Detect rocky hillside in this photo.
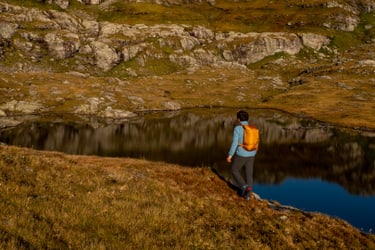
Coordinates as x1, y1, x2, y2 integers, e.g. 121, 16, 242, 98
1, 0, 373, 73
0, 0, 375, 128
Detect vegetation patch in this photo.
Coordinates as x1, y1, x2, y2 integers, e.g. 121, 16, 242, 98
358, 12, 375, 42
330, 31, 363, 51
98, 2, 211, 27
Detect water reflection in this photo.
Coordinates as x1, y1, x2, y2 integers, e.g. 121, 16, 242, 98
1, 109, 374, 195
1, 108, 375, 231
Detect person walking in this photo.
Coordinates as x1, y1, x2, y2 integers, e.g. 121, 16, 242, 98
226, 110, 258, 200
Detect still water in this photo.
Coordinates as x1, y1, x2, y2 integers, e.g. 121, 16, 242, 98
1, 108, 375, 232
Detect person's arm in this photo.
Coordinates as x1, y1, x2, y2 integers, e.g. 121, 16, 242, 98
227, 126, 240, 162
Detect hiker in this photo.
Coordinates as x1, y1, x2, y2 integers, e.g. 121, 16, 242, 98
226, 110, 258, 200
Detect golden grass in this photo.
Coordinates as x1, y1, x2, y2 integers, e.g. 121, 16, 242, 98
260, 59, 375, 130
1, 57, 375, 129
88, 0, 345, 33
0, 67, 261, 112
1, 145, 375, 249
0, 0, 338, 35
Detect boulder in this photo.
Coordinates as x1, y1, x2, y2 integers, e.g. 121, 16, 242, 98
99, 22, 125, 38
190, 26, 215, 42
0, 118, 22, 128
44, 32, 80, 59
77, 0, 102, 4
162, 101, 181, 110
169, 54, 197, 67
98, 107, 136, 118
180, 36, 200, 51
91, 41, 121, 71
43, 10, 81, 33
0, 100, 43, 114
0, 22, 18, 39
227, 33, 303, 65
299, 33, 330, 50
333, 14, 360, 31
128, 96, 145, 108
81, 20, 100, 37
122, 44, 145, 62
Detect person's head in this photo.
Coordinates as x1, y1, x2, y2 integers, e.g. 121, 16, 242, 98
237, 110, 249, 122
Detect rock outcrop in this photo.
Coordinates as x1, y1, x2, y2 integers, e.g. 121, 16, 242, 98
0, 1, 338, 74
1, 0, 373, 75
0, 100, 43, 114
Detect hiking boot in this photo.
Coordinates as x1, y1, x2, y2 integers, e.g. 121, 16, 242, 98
239, 185, 248, 197
245, 186, 252, 201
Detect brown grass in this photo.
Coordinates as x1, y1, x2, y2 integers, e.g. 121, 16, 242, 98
1, 145, 374, 249
260, 56, 375, 130
2, 59, 375, 130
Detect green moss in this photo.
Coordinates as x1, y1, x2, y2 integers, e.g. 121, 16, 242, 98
105, 61, 137, 79
361, 12, 375, 26
358, 12, 375, 41
247, 52, 288, 70
296, 47, 323, 60
4, 0, 59, 10
143, 58, 180, 76
94, 0, 336, 33
104, 56, 179, 78
97, 2, 209, 26
330, 31, 363, 51
1, 49, 22, 68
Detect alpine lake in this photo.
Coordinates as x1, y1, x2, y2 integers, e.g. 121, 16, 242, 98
1, 108, 374, 233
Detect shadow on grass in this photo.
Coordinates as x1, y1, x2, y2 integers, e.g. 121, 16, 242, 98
210, 167, 242, 196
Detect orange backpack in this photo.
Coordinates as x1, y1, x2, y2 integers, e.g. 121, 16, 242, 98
239, 125, 259, 151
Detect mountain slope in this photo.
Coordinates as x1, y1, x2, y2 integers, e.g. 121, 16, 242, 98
0, 0, 374, 128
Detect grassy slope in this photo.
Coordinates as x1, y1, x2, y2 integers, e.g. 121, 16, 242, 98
93, 0, 346, 33
1, 64, 374, 129
256, 43, 375, 129
1, 145, 375, 249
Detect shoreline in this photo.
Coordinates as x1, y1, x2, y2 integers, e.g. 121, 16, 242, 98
2, 106, 375, 133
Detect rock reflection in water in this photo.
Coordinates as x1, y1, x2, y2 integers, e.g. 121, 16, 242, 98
1, 109, 375, 196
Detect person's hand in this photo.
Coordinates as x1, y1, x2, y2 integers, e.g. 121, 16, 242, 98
226, 155, 232, 163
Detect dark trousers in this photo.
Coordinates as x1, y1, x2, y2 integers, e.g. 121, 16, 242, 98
231, 155, 255, 188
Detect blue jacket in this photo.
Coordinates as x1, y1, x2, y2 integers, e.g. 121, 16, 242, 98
228, 121, 257, 157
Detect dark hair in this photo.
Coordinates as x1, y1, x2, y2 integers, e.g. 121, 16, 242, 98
237, 110, 249, 121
